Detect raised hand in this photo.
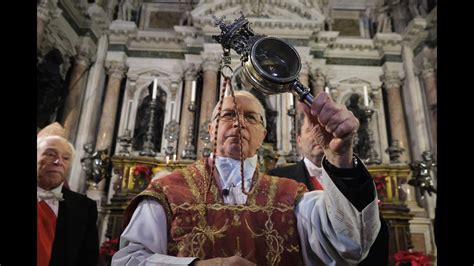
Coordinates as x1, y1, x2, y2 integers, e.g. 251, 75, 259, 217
300, 92, 359, 168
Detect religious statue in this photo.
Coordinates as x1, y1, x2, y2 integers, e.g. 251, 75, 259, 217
375, 5, 393, 33
118, 0, 135, 21
409, 150, 437, 197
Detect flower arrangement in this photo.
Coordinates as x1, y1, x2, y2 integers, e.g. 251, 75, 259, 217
394, 249, 431, 266
99, 238, 119, 265
133, 164, 153, 190
373, 175, 387, 204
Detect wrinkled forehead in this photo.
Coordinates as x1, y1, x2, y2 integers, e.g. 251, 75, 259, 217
38, 138, 73, 155
221, 95, 260, 113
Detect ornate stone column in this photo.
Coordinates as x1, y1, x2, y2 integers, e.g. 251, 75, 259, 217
37, 0, 61, 50
68, 34, 109, 194
311, 68, 326, 96
421, 58, 437, 154
95, 61, 128, 152
197, 53, 220, 158
178, 64, 198, 159
61, 36, 97, 143
382, 71, 411, 163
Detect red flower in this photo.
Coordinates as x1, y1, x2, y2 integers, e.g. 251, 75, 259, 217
373, 175, 387, 203
99, 238, 119, 258
133, 164, 152, 177
394, 250, 431, 266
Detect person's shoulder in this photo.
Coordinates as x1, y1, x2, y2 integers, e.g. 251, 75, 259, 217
63, 188, 96, 205
267, 162, 300, 176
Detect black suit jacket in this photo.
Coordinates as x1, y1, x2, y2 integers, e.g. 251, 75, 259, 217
49, 187, 99, 266
268, 160, 389, 266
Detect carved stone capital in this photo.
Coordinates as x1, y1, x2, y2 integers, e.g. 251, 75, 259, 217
312, 68, 326, 86
201, 53, 221, 72
105, 61, 128, 79
184, 63, 199, 80
421, 58, 435, 79
382, 71, 402, 89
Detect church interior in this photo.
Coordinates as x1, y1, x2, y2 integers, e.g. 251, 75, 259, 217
37, 0, 437, 264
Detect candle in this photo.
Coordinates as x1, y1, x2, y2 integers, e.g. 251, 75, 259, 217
152, 78, 158, 100
363, 86, 369, 106
173, 154, 177, 162
191, 80, 196, 102
166, 155, 170, 165
287, 93, 294, 109
325, 86, 330, 94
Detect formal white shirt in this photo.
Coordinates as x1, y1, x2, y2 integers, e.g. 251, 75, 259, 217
37, 182, 64, 217
304, 157, 324, 184
112, 157, 380, 266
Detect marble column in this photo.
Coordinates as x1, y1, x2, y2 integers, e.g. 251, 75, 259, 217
382, 71, 411, 163
68, 35, 109, 194
421, 58, 437, 154
178, 64, 198, 159
61, 36, 97, 143
311, 68, 326, 96
95, 61, 128, 152
37, 0, 60, 50
197, 53, 220, 158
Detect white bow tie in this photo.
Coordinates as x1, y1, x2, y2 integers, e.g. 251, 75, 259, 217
37, 191, 64, 201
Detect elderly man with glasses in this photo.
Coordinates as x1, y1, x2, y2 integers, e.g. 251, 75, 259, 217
113, 90, 381, 266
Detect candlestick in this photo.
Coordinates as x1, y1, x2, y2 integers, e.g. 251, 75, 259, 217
191, 80, 196, 102
152, 78, 158, 100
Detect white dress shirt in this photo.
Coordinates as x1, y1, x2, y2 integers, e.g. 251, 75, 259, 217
112, 158, 380, 266
37, 182, 64, 217
304, 157, 324, 184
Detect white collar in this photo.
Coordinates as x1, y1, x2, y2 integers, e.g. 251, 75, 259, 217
214, 154, 258, 192
303, 157, 323, 178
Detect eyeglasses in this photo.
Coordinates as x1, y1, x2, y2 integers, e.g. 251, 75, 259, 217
214, 110, 264, 125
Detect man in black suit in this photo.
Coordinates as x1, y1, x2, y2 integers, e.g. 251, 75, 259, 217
268, 108, 390, 266
37, 123, 99, 266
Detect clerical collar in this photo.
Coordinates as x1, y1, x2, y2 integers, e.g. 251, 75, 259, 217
214, 154, 258, 192
303, 157, 323, 177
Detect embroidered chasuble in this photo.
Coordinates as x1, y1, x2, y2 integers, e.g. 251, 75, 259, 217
124, 159, 308, 266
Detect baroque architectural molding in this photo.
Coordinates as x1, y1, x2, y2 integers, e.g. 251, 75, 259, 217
373, 33, 403, 54
402, 18, 428, 50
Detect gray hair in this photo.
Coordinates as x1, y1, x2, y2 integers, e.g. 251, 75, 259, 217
37, 135, 76, 160
211, 90, 267, 127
